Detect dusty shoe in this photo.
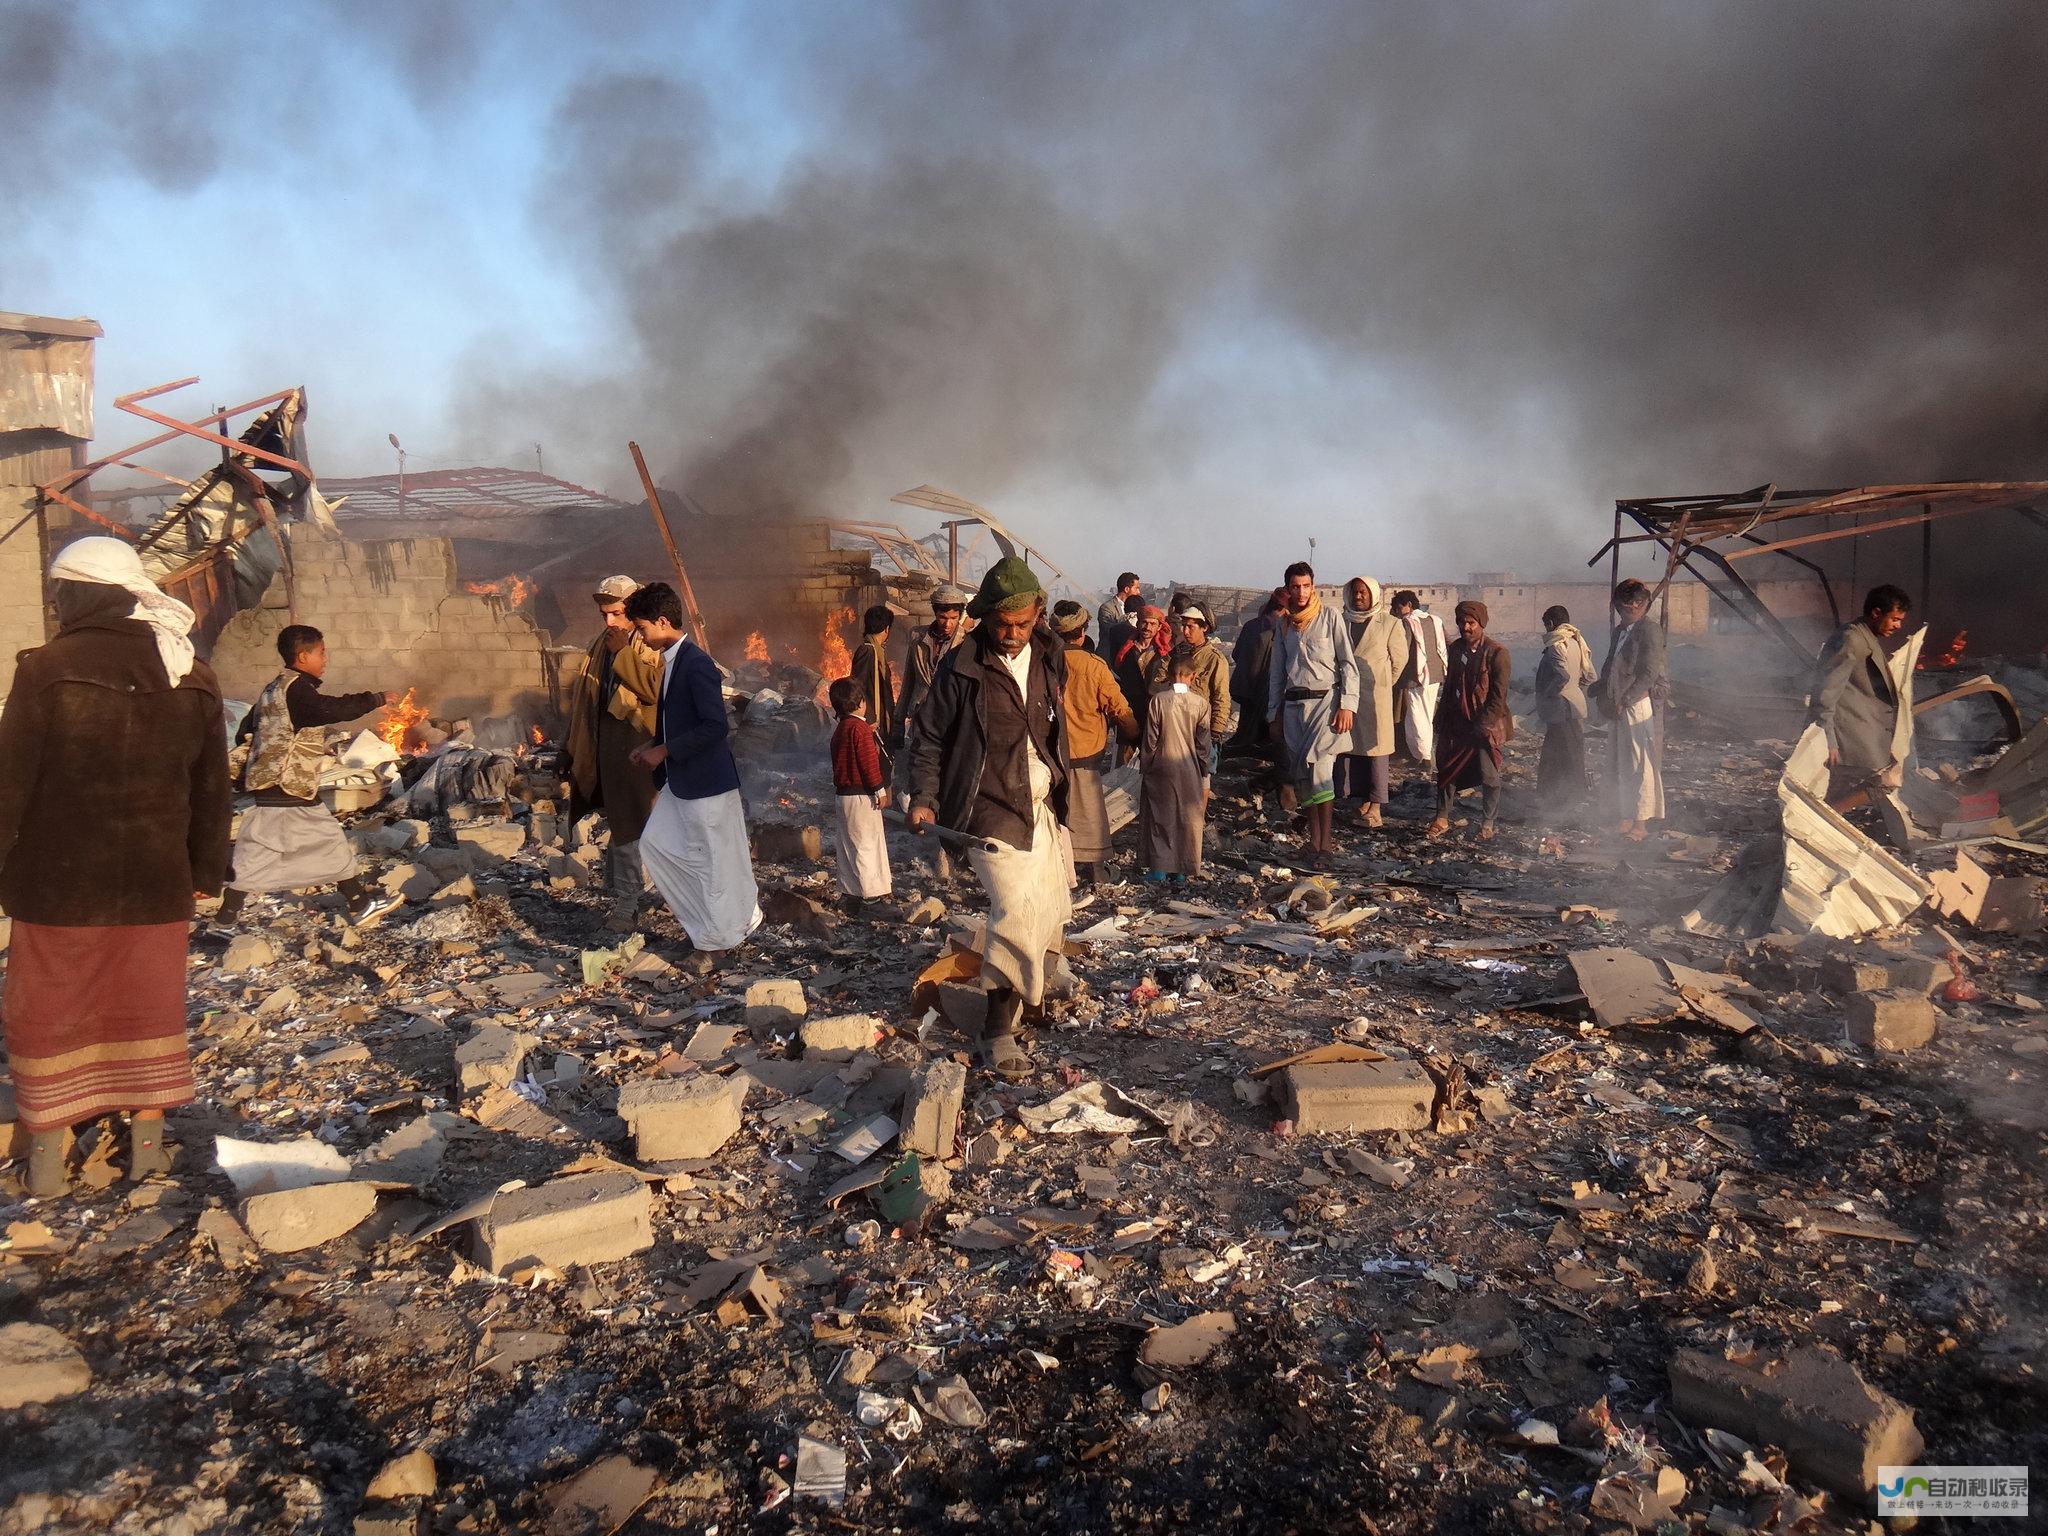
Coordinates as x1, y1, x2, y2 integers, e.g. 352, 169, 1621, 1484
129, 1119, 171, 1180
1473, 823, 1497, 843
1364, 803, 1383, 829
1423, 817, 1451, 839
603, 896, 639, 934
977, 1031, 1034, 1082
26, 1131, 68, 1199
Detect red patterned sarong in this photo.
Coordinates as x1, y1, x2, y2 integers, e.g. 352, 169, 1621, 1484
2, 920, 194, 1133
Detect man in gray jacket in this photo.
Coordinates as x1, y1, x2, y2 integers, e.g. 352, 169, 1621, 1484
1535, 604, 1598, 810
1266, 562, 1358, 868
1810, 584, 1914, 812
1596, 580, 1668, 840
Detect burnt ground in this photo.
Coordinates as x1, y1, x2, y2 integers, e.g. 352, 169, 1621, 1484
2, 710, 2045, 1535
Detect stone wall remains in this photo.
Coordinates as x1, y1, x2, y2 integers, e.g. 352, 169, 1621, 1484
210, 527, 555, 723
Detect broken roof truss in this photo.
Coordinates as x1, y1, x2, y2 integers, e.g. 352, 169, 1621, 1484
1593, 481, 2048, 669
30, 377, 333, 651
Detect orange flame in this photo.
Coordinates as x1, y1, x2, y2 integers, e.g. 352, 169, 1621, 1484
1917, 629, 1967, 669
379, 688, 428, 754
530, 726, 545, 746
745, 631, 771, 664
819, 608, 855, 680
465, 575, 534, 607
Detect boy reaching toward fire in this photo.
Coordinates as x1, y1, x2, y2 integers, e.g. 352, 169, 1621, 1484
213, 624, 404, 932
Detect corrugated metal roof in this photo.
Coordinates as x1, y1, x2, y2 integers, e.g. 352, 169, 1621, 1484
0, 332, 96, 439
322, 466, 626, 518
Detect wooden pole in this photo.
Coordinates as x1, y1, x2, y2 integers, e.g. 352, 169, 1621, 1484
627, 441, 709, 650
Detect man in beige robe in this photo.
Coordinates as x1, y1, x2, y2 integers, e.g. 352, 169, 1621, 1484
1335, 577, 1411, 828
565, 575, 664, 930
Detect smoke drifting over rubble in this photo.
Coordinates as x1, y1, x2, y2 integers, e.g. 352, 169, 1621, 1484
9, 2, 2046, 579
487, 0, 2048, 572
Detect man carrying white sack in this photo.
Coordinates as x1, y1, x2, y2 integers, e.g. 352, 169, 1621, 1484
908, 557, 1072, 1081
216, 622, 404, 931
625, 582, 761, 957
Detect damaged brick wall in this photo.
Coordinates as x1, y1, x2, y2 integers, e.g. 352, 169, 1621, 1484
209, 527, 555, 722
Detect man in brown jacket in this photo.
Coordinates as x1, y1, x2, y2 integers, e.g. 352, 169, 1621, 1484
0, 537, 231, 1195
1052, 600, 1138, 883
566, 575, 663, 931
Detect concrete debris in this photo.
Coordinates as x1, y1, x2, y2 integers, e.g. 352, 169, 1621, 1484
0, 1322, 91, 1409
798, 1013, 880, 1061
454, 1023, 537, 1096
754, 823, 823, 864
241, 1180, 378, 1253
363, 1448, 437, 1500
217, 933, 277, 975
1844, 989, 1937, 1052
1139, 1311, 1237, 1368
472, 1172, 654, 1273
744, 978, 808, 1032
1670, 1346, 1922, 1496
617, 1075, 741, 1161
1280, 1057, 1435, 1133
899, 1059, 966, 1157
7, 678, 2042, 1531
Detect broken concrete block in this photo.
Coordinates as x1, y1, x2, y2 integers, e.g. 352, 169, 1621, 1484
428, 875, 478, 909
800, 1014, 881, 1062
544, 851, 598, 888
754, 822, 823, 863
1280, 1057, 1435, 1133
901, 1059, 967, 1158
364, 1448, 437, 1500
1670, 1347, 1921, 1497
353, 1510, 420, 1536
454, 821, 526, 862
935, 981, 987, 1036
744, 978, 807, 1033
379, 862, 443, 901
473, 1171, 654, 1273
1887, 954, 1944, 994
1844, 989, 1936, 1052
905, 896, 946, 926
617, 1075, 741, 1161
218, 933, 277, 975
0, 1322, 91, 1409
1819, 954, 1892, 994
358, 819, 427, 856
454, 1024, 537, 1096
241, 1180, 378, 1254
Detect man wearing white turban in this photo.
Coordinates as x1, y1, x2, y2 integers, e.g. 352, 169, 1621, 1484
0, 536, 231, 1195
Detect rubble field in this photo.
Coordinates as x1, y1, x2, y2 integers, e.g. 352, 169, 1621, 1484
2, 712, 2044, 1536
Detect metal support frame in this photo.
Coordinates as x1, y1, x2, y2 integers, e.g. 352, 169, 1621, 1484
1593, 481, 2048, 671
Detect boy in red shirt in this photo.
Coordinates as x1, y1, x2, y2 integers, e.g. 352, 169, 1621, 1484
828, 677, 893, 908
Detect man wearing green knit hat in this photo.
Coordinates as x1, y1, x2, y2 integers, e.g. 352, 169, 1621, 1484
908, 557, 1073, 1080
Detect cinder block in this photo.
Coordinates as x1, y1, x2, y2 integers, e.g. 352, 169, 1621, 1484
744, 979, 807, 1032
617, 1074, 741, 1161
901, 1059, 967, 1157
1670, 1347, 1921, 1496
472, 1171, 653, 1273
799, 1014, 880, 1062
1280, 1058, 1435, 1133
1844, 989, 1936, 1052
454, 1024, 536, 1096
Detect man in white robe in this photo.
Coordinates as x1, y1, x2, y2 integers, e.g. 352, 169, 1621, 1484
626, 583, 761, 954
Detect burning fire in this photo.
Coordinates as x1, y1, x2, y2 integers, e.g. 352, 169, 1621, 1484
1917, 629, 1968, 669
465, 575, 534, 607
820, 607, 855, 680
379, 688, 429, 754
530, 726, 545, 747
745, 631, 771, 664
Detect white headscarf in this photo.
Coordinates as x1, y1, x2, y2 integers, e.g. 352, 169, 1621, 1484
48, 536, 198, 686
